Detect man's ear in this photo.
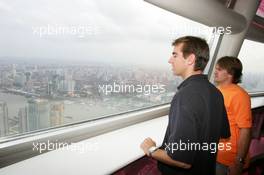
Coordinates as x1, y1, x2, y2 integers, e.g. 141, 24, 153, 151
227, 73, 233, 81
187, 53, 196, 65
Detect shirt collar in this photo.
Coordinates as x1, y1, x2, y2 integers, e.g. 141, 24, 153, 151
177, 74, 208, 90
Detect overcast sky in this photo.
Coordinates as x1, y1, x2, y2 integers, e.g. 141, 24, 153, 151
0, 0, 211, 67
0, 0, 263, 73
238, 39, 264, 74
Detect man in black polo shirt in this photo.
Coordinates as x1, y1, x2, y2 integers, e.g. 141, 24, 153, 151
140, 36, 230, 175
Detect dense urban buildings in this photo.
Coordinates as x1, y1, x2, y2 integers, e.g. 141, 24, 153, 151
0, 59, 178, 137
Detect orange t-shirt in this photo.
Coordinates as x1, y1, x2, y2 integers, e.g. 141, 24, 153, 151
217, 84, 252, 166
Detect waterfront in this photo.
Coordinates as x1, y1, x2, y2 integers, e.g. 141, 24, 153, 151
0, 91, 173, 137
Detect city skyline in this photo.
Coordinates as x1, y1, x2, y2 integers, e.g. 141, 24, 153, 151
0, 61, 178, 138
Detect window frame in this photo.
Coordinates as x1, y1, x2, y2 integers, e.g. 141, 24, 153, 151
0, 27, 222, 168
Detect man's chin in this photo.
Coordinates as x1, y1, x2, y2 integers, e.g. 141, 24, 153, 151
214, 80, 220, 85
171, 70, 181, 76
214, 77, 218, 82
173, 72, 179, 76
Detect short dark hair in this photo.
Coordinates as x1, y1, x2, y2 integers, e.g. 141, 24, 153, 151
172, 36, 209, 71
216, 56, 243, 84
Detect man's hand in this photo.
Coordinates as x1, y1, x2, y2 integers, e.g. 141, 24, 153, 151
140, 137, 156, 156
140, 137, 191, 169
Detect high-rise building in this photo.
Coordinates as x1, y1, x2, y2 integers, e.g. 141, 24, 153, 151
14, 73, 26, 87
0, 101, 9, 137
47, 81, 53, 96
58, 80, 75, 95
27, 99, 50, 131
0, 71, 3, 87
50, 102, 64, 126
18, 107, 28, 133
11, 64, 16, 79
25, 72, 31, 82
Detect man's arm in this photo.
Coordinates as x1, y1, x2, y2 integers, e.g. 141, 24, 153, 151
229, 128, 251, 175
151, 149, 191, 169
140, 138, 191, 169
229, 93, 252, 175
237, 128, 251, 161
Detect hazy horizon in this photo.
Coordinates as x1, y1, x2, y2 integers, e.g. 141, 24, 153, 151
0, 0, 211, 68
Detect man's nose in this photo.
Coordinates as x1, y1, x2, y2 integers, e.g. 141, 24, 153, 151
168, 56, 173, 64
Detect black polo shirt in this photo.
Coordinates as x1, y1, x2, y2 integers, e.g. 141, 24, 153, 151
158, 74, 230, 175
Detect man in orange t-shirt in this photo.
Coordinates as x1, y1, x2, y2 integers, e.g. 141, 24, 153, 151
214, 56, 252, 175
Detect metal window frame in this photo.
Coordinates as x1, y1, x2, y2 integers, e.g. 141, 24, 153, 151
0, 23, 221, 168
0, 104, 169, 168
1, 0, 264, 168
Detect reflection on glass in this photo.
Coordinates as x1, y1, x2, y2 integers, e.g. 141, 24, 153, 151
0, 0, 212, 138
238, 40, 264, 92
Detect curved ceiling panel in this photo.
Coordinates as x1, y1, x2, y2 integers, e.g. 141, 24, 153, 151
144, 0, 247, 34
246, 0, 264, 43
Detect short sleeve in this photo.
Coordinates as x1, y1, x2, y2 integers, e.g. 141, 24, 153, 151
232, 93, 252, 128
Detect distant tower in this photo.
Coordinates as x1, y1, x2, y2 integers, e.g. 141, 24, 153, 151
64, 70, 73, 81
47, 81, 53, 96
11, 64, 16, 79
59, 80, 75, 96
50, 102, 64, 126
0, 71, 3, 87
14, 73, 26, 87
52, 74, 60, 93
27, 99, 50, 131
33, 65, 38, 72
25, 72, 31, 82
18, 107, 28, 133
0, 101, 9, 137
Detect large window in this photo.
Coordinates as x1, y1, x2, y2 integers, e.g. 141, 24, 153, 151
0, 0, 216, 138
238, 39, 264, 92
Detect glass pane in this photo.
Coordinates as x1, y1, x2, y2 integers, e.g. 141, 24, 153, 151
0, 0, 214, 138
238, 39, 264, 92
